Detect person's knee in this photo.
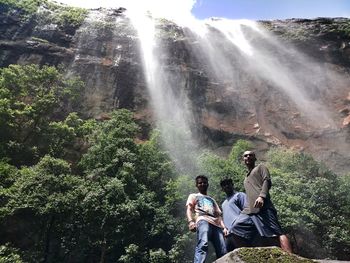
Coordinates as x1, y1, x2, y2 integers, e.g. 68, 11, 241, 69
279, 234, 292, 253
197, 240, 208, 252
210, 227, 226, 256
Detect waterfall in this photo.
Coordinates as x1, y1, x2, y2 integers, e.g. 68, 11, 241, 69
61, 5, 349, 174
127, 10, 200, 173
186, 18, 338, 128
122, 8, 349, 173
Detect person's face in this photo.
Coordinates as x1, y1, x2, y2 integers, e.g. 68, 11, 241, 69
243, 151, 256, 166
196, 178, 208, 193
221, 182, 234, 196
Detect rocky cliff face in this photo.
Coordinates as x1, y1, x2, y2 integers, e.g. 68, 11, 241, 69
1, 4, 349, 174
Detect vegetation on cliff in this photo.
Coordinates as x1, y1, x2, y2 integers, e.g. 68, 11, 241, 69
1, 0, 43, 15
0, 0, 88, 27
261, 18, 350, 42
0, 64, 349, 262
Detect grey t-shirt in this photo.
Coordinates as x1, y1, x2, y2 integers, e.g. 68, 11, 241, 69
242, 164, 272, 214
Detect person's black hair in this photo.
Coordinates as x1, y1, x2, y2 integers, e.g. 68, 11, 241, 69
195, 175, 208, 183
220, 178, 233, 187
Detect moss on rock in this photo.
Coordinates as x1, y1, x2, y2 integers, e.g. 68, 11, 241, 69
214, 247, 316, 263
238, 247, 314, 263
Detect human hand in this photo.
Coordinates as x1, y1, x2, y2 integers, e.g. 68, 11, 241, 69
254, 196, 264, 208
188, 221, 196, 232
223, 227, 229, 236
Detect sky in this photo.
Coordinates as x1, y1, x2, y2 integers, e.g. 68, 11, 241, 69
56, 0, 350, 20
192, 0, 350, 20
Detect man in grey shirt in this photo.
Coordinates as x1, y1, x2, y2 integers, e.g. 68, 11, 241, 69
232, 150, 292, 253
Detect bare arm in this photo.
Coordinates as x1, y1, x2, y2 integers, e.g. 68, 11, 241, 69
186, 204, 196, 232
186, 204, 194, 222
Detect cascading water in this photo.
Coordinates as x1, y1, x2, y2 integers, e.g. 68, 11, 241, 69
188, 18, 338, 128
127, 10, 200, 173
124, 10, 348, 172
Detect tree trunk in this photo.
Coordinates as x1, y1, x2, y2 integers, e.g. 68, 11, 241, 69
42, 215, 55, 263
99, 234, 107, 263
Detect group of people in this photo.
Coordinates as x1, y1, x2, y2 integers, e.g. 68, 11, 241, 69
186, 150, 292, 263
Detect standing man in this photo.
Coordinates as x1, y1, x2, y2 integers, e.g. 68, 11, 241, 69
232, 150, 292, 253
186, 175, 227, 263
220, 178, 246, 252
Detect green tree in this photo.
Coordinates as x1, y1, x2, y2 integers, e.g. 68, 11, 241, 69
268, 147, 350, 259
0, 156, 85, 262
0, 64, 84, 166
138, 130, 176, 200
78, 110, 181, 262
0, 244, 24, 263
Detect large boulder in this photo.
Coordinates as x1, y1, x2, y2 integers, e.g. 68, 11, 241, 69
213, 247, 315, 263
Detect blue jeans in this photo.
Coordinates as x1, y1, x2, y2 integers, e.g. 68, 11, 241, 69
194, 220, 227, 263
